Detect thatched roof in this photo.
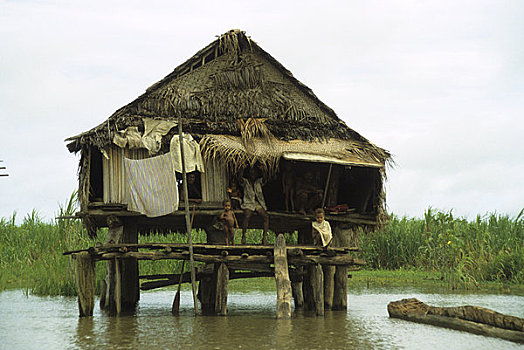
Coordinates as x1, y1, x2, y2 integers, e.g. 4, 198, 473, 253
66, 29, 390, 167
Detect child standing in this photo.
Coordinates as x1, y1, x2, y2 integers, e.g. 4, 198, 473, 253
311, 208, 332, 247
220, 199, 239, 245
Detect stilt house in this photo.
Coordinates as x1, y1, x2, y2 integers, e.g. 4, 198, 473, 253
66, 29, 390, 239
65, 29, 391, 316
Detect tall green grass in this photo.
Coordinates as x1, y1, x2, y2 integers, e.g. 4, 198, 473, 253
360, 208, 524, 288
0, 193, 292, 296
2, 196, 522, 295
0, 193, 96, 295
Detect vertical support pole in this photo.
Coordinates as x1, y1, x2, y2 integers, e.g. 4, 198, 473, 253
177, 115, 199, 315
323, 265, 335, 310
333, 266, 348, 310
310, 264, 324, 316
274, 234, 292, 319
332, 224, 350, 310
76, 251, 95, 317
291, 266, 304, 309
121, 217, 139, 311
214, 263, 229, 316
321, 163, 333, 209
115, 258, 122, 315
198, 264, 217, 314
101, 215, 123, 313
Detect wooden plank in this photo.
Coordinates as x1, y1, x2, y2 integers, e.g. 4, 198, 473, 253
274, 234, 292, 319
64, 243, 357, 256
96, 251, 362, 266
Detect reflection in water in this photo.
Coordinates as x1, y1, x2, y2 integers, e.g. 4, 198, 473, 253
1, 289, 523, 350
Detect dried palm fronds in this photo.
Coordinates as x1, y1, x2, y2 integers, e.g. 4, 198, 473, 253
237, 118, 274, 149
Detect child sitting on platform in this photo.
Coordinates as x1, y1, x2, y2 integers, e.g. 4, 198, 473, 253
312, 208, 332, 247
220, 199, 239, 245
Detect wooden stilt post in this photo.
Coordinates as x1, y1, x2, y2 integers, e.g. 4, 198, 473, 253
274, 234, 292, 319
311, 264, 324, 316
121, 218, 139, 311
177, 114, 199, 315
291, 266, 304, 309
215, 263, 229, 316
323, 265, 335, 310
115, 258, 122, 315
332, 224, 350, 310
76, 251, 95, 317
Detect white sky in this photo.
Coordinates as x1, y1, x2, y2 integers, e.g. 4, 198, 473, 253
1, 0, 523, 222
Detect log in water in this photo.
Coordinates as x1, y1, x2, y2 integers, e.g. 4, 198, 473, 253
388, 298, 524, 344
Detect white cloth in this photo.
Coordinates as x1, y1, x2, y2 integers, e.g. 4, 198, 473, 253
113, 126, 142, 149
124, 152, 178, 217
312, 220, 332, 247
113, 119, 177, 154
170, 133, 205, 173
142, 118, 177, 155
240, 177, 267, 211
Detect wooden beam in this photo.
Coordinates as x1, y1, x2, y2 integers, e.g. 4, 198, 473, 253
96, 251, 363, 267
140, 270, 275, 290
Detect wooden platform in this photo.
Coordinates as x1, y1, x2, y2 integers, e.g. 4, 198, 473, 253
65, 239, 365, 318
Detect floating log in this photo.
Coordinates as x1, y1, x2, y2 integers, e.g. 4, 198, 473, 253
274, 234, 292, 319
388, 298, 524, 344
75, 251, 95, 317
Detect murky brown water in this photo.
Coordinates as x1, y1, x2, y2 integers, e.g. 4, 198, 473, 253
1, 288, 523, 349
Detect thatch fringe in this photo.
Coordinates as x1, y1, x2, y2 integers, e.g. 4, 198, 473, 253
237, 118, 274, 149
200, 135, 279, 176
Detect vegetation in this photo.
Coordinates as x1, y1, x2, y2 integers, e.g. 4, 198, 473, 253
360, 208, 524, 289
1, 196, 522, 296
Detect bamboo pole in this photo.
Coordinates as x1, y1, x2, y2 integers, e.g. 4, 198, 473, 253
178, 115, 199, 315
321, 163, 333, 209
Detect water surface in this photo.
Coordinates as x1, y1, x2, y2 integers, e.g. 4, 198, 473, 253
1, 288, 523, 349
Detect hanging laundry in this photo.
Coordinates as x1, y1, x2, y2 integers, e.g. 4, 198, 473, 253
124, 152, 178, 217
170, 133, 205, 173
113, 126, 142, 149
142, 118, 177, 155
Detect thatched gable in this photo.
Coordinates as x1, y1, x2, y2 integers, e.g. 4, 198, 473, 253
66, 29, 390, 168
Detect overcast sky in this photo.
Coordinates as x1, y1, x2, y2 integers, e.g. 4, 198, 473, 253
1, 0, 523, 222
